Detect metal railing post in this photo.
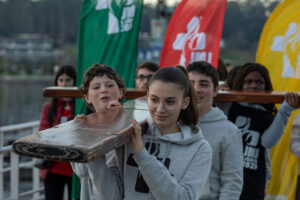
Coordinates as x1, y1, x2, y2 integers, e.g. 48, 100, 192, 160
32, 124, 41, 200
0, 130, 4, 200
10, 151, 20, 200
0, 120, 50, 199
33, 161, 41, 200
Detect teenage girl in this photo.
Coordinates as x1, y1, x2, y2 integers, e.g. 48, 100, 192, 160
39, 65, 76, 200
223, 62, 300, 200
72, 64, 212, 200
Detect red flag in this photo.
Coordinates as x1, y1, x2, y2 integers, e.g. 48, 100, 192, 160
160, 0, 227, 68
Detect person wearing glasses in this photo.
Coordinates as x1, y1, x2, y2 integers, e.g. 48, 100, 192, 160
134, 62, 160, 121
135, 62, 159, 90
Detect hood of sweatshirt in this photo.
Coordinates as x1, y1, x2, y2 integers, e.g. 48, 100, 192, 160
146, 116, 203, 146
198, 106, 227, 124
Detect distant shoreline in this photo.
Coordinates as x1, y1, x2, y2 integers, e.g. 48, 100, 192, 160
0, 74, 53, 82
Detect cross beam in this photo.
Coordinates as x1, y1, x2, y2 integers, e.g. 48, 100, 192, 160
42, 87, 299, 103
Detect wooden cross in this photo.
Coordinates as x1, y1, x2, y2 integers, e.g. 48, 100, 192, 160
42, 86, 298, 103
12, 87, 300, 162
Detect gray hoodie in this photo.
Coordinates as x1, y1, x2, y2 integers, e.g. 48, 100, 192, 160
72, 116, 212, 200
290, 114, 300, 175
197, 107, 243, 200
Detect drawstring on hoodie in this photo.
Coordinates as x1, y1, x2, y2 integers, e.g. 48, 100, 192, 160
148, 120, 172, 165
163, 141, 171, 165
146, 120, 171, 164
146, 122, 155, 152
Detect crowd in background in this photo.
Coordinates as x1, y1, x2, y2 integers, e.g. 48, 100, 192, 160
37, 60, 300, 200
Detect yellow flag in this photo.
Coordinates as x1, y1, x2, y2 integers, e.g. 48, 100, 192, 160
256, 0, 300, 199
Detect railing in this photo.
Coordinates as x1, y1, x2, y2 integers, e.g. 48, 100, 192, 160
0, 120, 43, 200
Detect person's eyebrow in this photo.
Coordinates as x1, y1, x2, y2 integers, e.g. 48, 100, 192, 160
166, 97, 178, 100
199, 80, 210, 83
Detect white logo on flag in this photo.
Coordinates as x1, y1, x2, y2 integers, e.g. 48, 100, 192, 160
271, 23, 300, 79
96, 0, 136, 34
172, 17, 212, 66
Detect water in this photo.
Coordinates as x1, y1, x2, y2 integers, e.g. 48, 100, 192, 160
0, 76, 53, 126
0, 76, 52, 199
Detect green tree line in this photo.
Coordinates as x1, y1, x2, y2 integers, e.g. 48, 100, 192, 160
0, 0, 281, 49
223, 0, 280, 50
0, 0, 82, 44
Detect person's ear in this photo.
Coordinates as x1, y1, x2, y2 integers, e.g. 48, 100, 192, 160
181, 96, 190, 110
213, 86, 219, 97
135, 78, 138, 86
84, 94, 91, 104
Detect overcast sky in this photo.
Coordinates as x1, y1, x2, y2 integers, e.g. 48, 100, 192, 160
143, 0, 181, 6
143, 0, 275, 6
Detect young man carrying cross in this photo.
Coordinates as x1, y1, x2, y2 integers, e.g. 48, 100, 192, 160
187, 61, 243, 200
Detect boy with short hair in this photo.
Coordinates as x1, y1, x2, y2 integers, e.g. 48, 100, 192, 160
135, 62, 159, 90
187, 61, 243, 200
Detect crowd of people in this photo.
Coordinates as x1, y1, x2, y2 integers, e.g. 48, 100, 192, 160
38, 60, 300, 200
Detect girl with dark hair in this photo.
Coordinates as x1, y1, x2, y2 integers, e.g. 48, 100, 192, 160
222, 62, 300, 200
72, 65, 212, 200
38, 65, 76, 200
231, 63, 276, 113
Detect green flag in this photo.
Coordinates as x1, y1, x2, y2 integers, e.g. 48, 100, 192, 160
76, 0, 143, 114
72, 1, 143, 198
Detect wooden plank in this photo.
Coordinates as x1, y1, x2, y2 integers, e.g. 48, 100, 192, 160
43, 87, 147, 99
16, 88, 300, 163
214, 90, 287, 103
42, 86, 300, 103
13, 99, 149, 163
